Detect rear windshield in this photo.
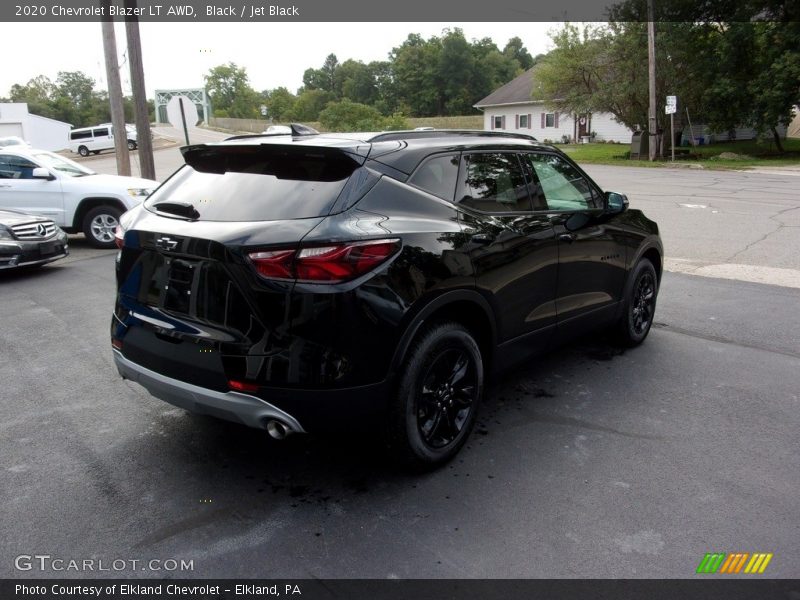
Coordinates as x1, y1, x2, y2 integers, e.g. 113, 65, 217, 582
145, 146, 359, 221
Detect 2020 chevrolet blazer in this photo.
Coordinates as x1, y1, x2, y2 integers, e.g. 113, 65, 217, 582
111, 127, 662, 466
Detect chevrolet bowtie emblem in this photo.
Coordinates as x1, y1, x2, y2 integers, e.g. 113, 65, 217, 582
155, 236, 179, 251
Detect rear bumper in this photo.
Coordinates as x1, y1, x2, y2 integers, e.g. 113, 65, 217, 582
113, 349, 306, 433
113, 349, 391, 433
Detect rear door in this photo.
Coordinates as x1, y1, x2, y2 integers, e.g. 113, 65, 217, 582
457, 151, 558, 348
521, 151, 627, 335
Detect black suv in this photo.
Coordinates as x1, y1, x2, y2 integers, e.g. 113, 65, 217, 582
111, 127, 662, 466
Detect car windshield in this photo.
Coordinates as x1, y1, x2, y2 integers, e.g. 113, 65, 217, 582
33, 151, 95, 177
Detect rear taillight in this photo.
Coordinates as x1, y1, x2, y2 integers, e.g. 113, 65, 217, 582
247, 239, 400, 283
114, 224, 124, 249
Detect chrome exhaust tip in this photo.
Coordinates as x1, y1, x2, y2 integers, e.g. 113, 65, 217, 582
266, 419, 291, 440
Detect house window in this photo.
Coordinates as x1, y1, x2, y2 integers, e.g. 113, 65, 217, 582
519, 114, 529, 129
494, 116, 503, 129
545, 113, 555, 128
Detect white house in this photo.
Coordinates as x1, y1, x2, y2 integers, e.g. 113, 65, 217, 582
475, 69, 787, 145
0, 103, 72, 151
474, 68, 633, 143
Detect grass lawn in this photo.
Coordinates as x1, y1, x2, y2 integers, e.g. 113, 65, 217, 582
559, 138, 800, 169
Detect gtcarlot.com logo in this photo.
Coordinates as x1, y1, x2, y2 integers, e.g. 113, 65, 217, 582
14, 554, 194, 572
696, 552, 773, 574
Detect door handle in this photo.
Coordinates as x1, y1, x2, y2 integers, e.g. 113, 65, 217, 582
558, 232, 577, 243
471, 233, 495, 245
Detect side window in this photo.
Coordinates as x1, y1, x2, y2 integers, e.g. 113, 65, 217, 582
408, 154, 459, 201
457, 153, 532, 213
93, 128, 109, 137
0, 155, 37, 179
70, 130, 91, 141
524, 153, 596, 211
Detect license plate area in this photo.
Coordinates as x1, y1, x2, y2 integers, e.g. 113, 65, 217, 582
122, 325, 228, 392
163, 258, 196, 314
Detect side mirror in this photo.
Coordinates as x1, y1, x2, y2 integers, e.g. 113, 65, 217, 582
32, 167, 54, 180
605, 191, 629, 214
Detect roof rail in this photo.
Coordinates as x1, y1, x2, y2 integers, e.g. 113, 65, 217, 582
368, 129, 538, 142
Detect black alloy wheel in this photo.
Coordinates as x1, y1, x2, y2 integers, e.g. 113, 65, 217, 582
388, 322, 483, 467
617, 257, 658, 346
417, 347, 477, 448
632, 270, 656, 336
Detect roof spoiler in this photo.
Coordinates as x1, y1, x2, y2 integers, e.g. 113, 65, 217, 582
224, 123, 320, 141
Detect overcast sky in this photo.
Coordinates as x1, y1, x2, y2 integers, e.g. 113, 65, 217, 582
1, 22, 558, 99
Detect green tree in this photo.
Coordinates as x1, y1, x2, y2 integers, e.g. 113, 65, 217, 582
302, 53, 339, 93
262, 87, 297, 122
9, 75, 57, 120
503, 36, 534, 70
205, 62, 260, 118
337, 59, 378, 105
318, 99, 384, 131
288, 88, 335, 121
437, 29, 475, 115
538, 2, 800, 152
391, 33, 442, 116
57, 71, 103, 125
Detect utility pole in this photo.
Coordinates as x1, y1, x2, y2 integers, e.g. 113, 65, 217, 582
100, 0, 131, 176
125, 0, 156, 180
647, 0, 657, 161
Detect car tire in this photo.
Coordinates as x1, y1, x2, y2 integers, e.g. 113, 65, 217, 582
387, 321, 483, 468
615, 258, 658, 347
78, 146, 89, 157
127, 140, 137, 151
83, 205, 122, 249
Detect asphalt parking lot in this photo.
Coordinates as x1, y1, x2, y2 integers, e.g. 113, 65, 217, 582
1, 141, 799, 579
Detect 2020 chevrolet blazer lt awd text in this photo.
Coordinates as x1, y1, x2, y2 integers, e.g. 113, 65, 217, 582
111, 127, 662, 467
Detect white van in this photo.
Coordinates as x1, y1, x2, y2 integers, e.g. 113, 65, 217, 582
68, 124, 138, 157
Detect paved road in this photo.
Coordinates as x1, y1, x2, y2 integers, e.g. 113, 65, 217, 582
1, 251, 798, 578
582, 165, 800, 288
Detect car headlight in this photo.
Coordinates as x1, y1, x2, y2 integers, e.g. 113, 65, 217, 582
0, 226, 14, 240
127, 188, 153, 198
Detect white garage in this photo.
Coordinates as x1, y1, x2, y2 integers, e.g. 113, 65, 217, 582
0, 103, 72, 151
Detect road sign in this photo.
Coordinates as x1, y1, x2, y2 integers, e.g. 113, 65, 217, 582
260, 105, 268, 117
666, 95, 677, 114
166, 95, 199, 130
166, 95, 199, 145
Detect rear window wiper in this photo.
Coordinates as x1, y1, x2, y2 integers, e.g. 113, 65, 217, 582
153, 201, 200, 220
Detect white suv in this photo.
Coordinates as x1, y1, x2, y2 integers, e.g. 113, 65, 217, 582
0, 148, 158, 248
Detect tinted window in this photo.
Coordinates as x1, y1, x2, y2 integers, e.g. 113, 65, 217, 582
0, 154, 37, 179
524, 153, 596, 211
457, 153, 531, 213
408, 154, 459, 201
146, 148, 358, 221
93, 128, 109, 137
70, 130, 92, 140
